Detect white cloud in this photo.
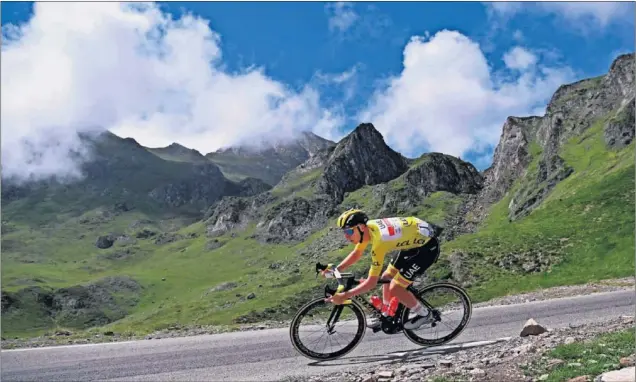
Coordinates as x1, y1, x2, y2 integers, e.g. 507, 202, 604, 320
325, 2, 358, 34
313, 63, 361, 104
325, 3, 391, 42
484, 1, 634, 30
484, 2, 522, 18
539, 2, 633, 29
503, 46, 538, 70
1, 3, 343, 183
358, 30, 575, 160
2, 3, 585, 184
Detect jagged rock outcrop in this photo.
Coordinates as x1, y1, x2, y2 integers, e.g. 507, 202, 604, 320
374, 153, 484, 218
1, 276, 142, 330
604, 96, 635, 148
233, 177, 273, 197
148, 163, 233, 208
508, 154, 574, 221
479, 117, 539, 207
316, 123, 409, 202
452, 53, 635, 232
402, 153, 483, 194
255, 195, 338, 243
148, 161, 271, 209
204, 193, 274, 237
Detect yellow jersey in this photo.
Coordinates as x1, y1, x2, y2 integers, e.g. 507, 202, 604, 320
354, 216, 434, 277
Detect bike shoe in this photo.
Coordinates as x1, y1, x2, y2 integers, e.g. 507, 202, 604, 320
403, 312, 435, 330
367, 316, 382, 329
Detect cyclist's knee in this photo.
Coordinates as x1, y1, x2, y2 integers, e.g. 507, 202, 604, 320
390, 273, 412, 290
388, 280, 402, 293
383, 265, 398, 279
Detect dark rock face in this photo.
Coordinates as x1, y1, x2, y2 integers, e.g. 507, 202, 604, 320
95, 235, 115, 249
402, 153, 483, 195
480, 117, 538, 207
317, 123, 409, 202
508, 155, 574, 221
375, 153, 483, 217
2, 276, 142, 329
148, 163, 230, 208
204, 193, 274, 237
255, 196, 338, 243
604, 97, 635, 149
233, 177, 272, 197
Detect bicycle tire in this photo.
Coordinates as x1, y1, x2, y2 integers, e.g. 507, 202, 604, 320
402, 282, 473, 347
289, 297, 367, 361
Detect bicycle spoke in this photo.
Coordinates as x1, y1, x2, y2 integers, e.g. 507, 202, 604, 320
403, 282, 473, 347
290, 297, 367, 360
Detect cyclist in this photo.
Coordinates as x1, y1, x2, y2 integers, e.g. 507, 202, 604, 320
322, 208, 441, 330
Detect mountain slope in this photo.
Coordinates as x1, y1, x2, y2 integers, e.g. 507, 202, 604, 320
147, 143, 209, 164
1, 53, 634, 340
206, 131, 336, 186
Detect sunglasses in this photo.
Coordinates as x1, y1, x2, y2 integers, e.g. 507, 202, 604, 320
343, 227, 355, 236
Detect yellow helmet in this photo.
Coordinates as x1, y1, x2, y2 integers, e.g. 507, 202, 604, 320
336, 209, 369, 229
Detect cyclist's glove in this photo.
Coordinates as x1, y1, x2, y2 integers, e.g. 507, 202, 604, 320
321, 263, 336, 279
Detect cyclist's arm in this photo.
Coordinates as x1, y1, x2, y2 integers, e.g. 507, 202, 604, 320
342, 275, 379, 299
335, 242, 367, 272
341, 250, 384, 299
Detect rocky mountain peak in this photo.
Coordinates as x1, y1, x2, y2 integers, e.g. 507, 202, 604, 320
210, 131, 334, 158
456, 51, 635, 232
606, 53, 634, 98
206, 131, 336, 186
316, 123, 409, 202
480, 116, 538, 204
294, 131, 336, 157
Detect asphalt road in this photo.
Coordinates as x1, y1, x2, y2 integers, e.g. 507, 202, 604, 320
2, 289, 634, 382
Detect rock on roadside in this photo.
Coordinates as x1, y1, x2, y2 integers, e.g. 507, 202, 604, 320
595, 367, 636, 382
521, 318, 548, 337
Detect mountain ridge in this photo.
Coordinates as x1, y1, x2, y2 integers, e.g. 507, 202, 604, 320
1, 52, 634, 340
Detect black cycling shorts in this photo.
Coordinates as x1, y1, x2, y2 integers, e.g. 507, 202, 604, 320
389, 237, 440, 283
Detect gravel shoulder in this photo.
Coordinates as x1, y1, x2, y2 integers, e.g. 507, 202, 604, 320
291, 315, 635, 382
2, 277, 633, 350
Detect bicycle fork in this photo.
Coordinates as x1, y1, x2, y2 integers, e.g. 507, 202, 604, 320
325, 305, 344, 334
325, 284, 352, 334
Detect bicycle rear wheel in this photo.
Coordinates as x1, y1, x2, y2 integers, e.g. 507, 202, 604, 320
289, 297, 367, 361
402, 282, 472, 346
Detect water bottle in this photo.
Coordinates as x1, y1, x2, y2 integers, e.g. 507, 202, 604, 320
369, 295, 383, 310
387, 297, 399, 316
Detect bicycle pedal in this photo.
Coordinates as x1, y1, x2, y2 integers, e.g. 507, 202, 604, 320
371, 326, 382, 333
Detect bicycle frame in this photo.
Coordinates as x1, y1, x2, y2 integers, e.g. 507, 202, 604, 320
318, 263, 438, 333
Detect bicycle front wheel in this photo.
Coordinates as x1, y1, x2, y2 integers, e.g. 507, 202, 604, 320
289, 297, 367, 361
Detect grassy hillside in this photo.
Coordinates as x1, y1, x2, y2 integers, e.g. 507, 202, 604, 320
3, 115, 632, 339
440, 116, 635, 299
2, 53, 634, 341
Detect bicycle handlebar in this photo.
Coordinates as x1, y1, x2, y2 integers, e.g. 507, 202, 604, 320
315, 262, 351, 280
315, 262, 354, 303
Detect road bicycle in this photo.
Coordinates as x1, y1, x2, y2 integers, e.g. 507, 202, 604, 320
289, 262, 473, 361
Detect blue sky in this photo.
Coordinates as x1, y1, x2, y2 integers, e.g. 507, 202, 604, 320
1, 2, 634, 180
